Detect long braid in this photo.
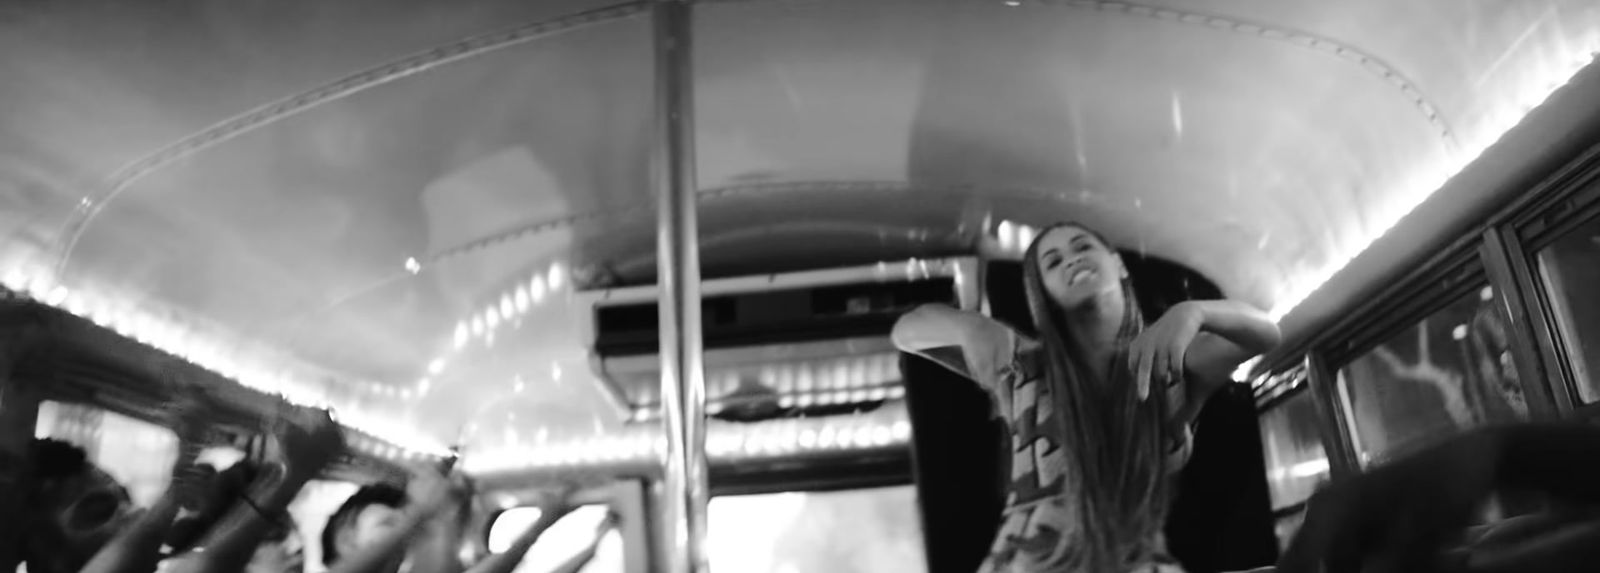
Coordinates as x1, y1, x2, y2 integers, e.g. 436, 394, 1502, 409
1022, 223, 1178, 571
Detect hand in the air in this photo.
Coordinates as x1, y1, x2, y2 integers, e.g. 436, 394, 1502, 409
161, 394, 212, 498
538, 482, 584, 523
405, 464, 469, 517
274, 405, 345, 479
1129, 301, 1204, 401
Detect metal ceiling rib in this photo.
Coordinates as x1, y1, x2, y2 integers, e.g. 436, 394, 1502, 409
49, 1, 652, 273
1040, 0, 1457, 146
50, 0, 1461, 281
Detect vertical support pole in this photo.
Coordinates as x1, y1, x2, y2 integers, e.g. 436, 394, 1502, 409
652, 1, 708, 572
1481, 226, 1571, 419
1304, 353, 1358, 479
0, 327, 41, 570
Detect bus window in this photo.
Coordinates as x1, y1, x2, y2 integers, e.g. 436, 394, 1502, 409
1257, 387, 1329, 550
33, 400, 178, 507
1335, 287, 1528, 468
487, 505, 623, 573
1535, 216, 1600, 405
1257, 390, 1330, 512
707, 485, 927, 573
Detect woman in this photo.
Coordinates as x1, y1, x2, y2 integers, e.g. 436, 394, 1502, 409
892, 222, 1281, 573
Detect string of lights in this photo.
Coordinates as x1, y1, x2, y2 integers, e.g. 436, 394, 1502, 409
0, 245, 449, 460
463, 404, 914, 475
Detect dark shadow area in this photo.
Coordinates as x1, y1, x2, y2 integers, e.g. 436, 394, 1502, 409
902, 352, 1008, 573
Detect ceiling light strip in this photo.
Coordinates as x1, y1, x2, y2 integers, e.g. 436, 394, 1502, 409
0, 247, 448, 458
1268, 49, 1600, 322
462, 406, 913, 475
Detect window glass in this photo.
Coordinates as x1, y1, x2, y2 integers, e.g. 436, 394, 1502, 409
708, 485, 927, 573
1257, 389, 1329, 510
487, 505, 623, 573
1536, 216, 1600, 403
34, 400, 178, 507
1336, 286, 1528, 467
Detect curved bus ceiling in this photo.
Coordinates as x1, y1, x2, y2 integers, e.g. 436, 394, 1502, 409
1, 0, 1597, 458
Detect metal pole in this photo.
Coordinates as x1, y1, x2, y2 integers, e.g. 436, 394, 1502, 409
1304, 353, 1359, 479
653, 1, 709, 572
0, 330, 41, 571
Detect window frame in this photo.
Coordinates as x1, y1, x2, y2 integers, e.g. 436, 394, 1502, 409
1308, 248, 1512, 473
1501, 144, 1600, 417
479, 479, 651, 573
1258, 142, 1600, 475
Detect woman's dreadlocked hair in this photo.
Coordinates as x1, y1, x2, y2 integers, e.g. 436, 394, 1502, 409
1020, 222, 1179, 571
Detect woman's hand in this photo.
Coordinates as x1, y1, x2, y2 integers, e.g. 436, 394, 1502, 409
1129, 301, 1205, 401
163, 395, 214, 505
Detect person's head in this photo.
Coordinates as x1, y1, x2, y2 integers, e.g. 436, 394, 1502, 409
164, 460, 259, 554
1019, 222, 1178, 570
22, 438, 139, 573
1023, 223, 1131, 315
246, 518, 305, 573
321, 484, 406, 565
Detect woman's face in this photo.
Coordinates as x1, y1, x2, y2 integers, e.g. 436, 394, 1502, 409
1032, 225, 1126, 311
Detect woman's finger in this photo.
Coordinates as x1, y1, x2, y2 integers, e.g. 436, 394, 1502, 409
1168, 336, 1189, 383
1166, 377, 1187, 417
1136, 344, 1154, 400
1151, 340, 1170, 389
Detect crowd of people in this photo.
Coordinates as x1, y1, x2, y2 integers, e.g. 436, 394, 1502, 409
14, 405, 612, 573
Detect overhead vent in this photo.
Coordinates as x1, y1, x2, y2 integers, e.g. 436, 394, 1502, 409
581, 258, 979, 422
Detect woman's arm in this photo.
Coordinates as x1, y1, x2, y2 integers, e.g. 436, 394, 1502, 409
78, 398, 212, 573
78, 489, 184, 573
891, 303, 1011, 382
177, 407, 344, 573
1132, 299, 1281, 420
407, 488, 471, 573
545, 515, 617, 573
463, 505, 574, 573
80, 403, 212, 573
1182, 300, 1282, 376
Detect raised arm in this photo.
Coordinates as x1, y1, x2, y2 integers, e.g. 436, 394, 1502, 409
78, 481, 185, 573
406, 473, 474, 573
892, 303, 1012, 382
546, 513, 618, 573
1131, 299, 1281, 420
464, 488, 579, 573
174, 407, 344, 573
79, 404, 209, 573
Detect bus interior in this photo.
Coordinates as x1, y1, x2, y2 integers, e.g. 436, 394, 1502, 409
3, 1, 1600, 572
